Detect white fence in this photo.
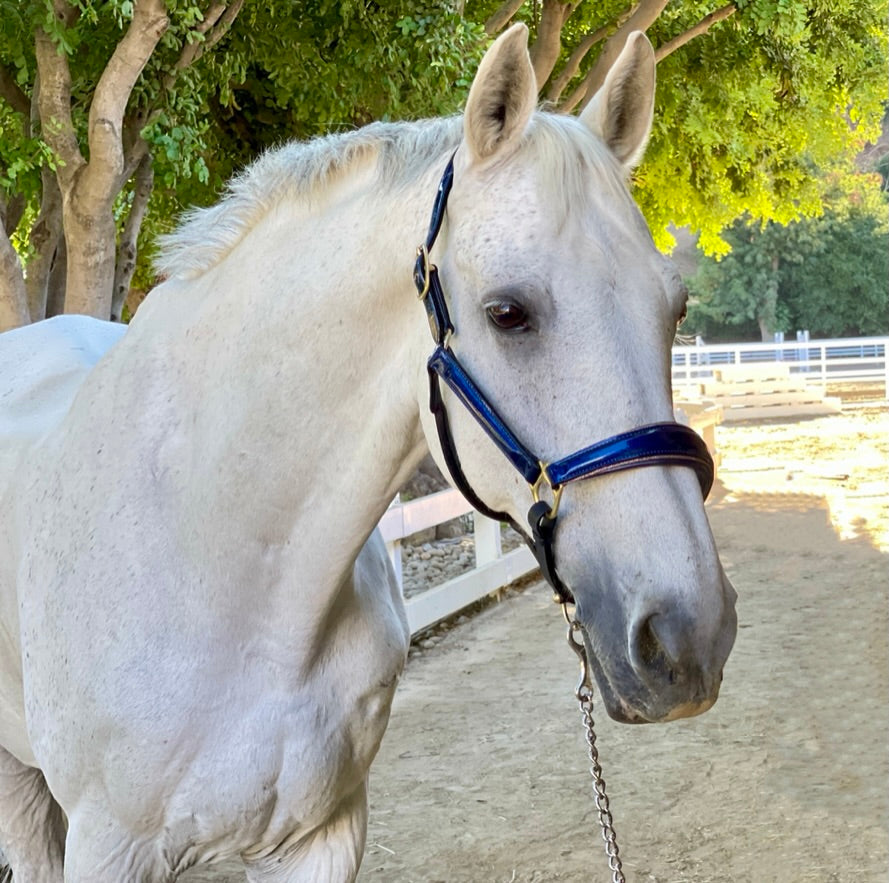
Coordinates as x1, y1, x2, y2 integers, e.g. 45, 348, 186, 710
672, 336, 889, 398
378, 491, 537, 636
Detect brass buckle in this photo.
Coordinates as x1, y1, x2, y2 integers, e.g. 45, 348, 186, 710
416, 244, 432, 299
530, 461, 563, 520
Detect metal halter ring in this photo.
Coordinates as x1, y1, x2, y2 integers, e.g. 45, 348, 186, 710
530, 462, 564, 520
415, 244, 432, 299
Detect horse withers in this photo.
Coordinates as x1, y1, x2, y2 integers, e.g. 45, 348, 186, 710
0, 25, 736, 882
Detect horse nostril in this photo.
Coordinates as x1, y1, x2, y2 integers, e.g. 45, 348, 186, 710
633, 614, 679, 686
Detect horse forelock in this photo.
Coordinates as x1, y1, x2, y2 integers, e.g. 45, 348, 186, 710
154, 111, 634, 281
521, 113, 637, 227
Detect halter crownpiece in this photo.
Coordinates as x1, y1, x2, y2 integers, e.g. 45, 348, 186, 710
414, 155, 714, 604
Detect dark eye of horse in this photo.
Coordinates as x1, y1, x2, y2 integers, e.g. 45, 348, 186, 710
486, 301, 530, 333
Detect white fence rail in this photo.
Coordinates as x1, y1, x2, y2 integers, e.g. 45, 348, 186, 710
378, 491, 537, 636
672, 336, 889, 398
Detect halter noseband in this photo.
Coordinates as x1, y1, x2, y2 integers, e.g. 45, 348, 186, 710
413, 156, 714, 605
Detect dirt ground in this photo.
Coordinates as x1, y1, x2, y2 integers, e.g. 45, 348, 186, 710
191, 401, 888, 883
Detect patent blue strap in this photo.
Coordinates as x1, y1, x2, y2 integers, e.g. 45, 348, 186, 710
416, 154, 715, 605
548, 422, 714, 498
428, 346, 540, 484
428, 346, 714, 499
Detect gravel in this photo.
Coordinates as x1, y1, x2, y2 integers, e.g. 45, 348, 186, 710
399, 525, 524, 600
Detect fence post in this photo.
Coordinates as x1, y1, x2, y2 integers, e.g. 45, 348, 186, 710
474, 514, 502, 566
884, 344, 889, 400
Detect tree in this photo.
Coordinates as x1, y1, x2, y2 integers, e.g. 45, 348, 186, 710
0, 0, 482, 328
1, 1, 886, 329
1, 0, 249, 326
685, 168, 888, 340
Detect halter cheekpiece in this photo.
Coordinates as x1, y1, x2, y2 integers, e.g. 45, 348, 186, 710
414, 155, 714, 605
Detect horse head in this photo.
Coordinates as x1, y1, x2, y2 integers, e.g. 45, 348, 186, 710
417, 25, 737, 724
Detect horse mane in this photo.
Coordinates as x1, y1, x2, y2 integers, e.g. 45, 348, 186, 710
155, 112, 633, 280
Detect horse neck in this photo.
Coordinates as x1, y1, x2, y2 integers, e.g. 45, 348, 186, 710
150, 160, 438, 590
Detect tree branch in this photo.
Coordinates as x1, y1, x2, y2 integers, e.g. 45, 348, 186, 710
35, 3, 85, 189
112, 152, 154, 321
529, 0, 580, 89
0, 227, 29, 331
0, 64, 30, 117
24, 169, 63, 322
88, 0, 169, 195
546, 2, 637, 104
654, 4, 737, 62
1, 192, 26, 239
196, 0, 243, 53
579, 0, 669, 108
485, 0, 526, 36
546, 26, 607, 103
119, 1, 244, 209
559, 74, 591, 113
161, 0, 244, 97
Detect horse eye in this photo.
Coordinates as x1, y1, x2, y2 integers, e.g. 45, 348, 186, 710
486, 301, 530, 333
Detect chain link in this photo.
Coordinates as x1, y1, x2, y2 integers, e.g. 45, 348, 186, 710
563, 605, 626, 883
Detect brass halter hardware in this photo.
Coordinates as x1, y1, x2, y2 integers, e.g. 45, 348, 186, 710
530, 461, 564, 521
415, 245, 432, 300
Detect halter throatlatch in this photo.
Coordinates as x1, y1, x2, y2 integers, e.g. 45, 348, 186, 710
414, 156, 714, 605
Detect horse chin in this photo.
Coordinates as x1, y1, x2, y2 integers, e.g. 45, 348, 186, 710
581, 643, 652, 724
580, 629, 723, 725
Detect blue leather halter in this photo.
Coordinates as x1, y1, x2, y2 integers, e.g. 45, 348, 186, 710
413, 156, 714, 604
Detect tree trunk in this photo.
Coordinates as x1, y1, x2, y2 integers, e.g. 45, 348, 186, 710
758, 258, 780, 341
529, 1, 574, 90
0, 227, 29, 331
2, 192, 25, 239
579, 0, 669, 109
61, 190, 118, 318
485, 0, 526, 35
25, 169, 64, 322
112, 152, 154, 322
35, 0, 169, 319
45, 237, 67, 319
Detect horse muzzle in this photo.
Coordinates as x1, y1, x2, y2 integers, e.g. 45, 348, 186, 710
576, 572, 738, 724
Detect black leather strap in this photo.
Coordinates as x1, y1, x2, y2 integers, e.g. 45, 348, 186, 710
428, 362, 515, 526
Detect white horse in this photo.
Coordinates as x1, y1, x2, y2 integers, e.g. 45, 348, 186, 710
0, 25, 736, 882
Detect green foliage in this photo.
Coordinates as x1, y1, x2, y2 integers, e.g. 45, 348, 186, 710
686, 171, 889, 340
639, 0, 887, 254
1, 0, 887, 304
0, 1, 485, 295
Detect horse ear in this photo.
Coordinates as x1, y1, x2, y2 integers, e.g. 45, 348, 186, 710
580, 31, 656, 171
463, 23, 537, 163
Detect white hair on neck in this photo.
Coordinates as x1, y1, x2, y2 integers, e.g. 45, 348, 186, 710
155, 110, 636, 280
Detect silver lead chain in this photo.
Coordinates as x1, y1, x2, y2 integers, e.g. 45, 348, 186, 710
563, 604, 626, 883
